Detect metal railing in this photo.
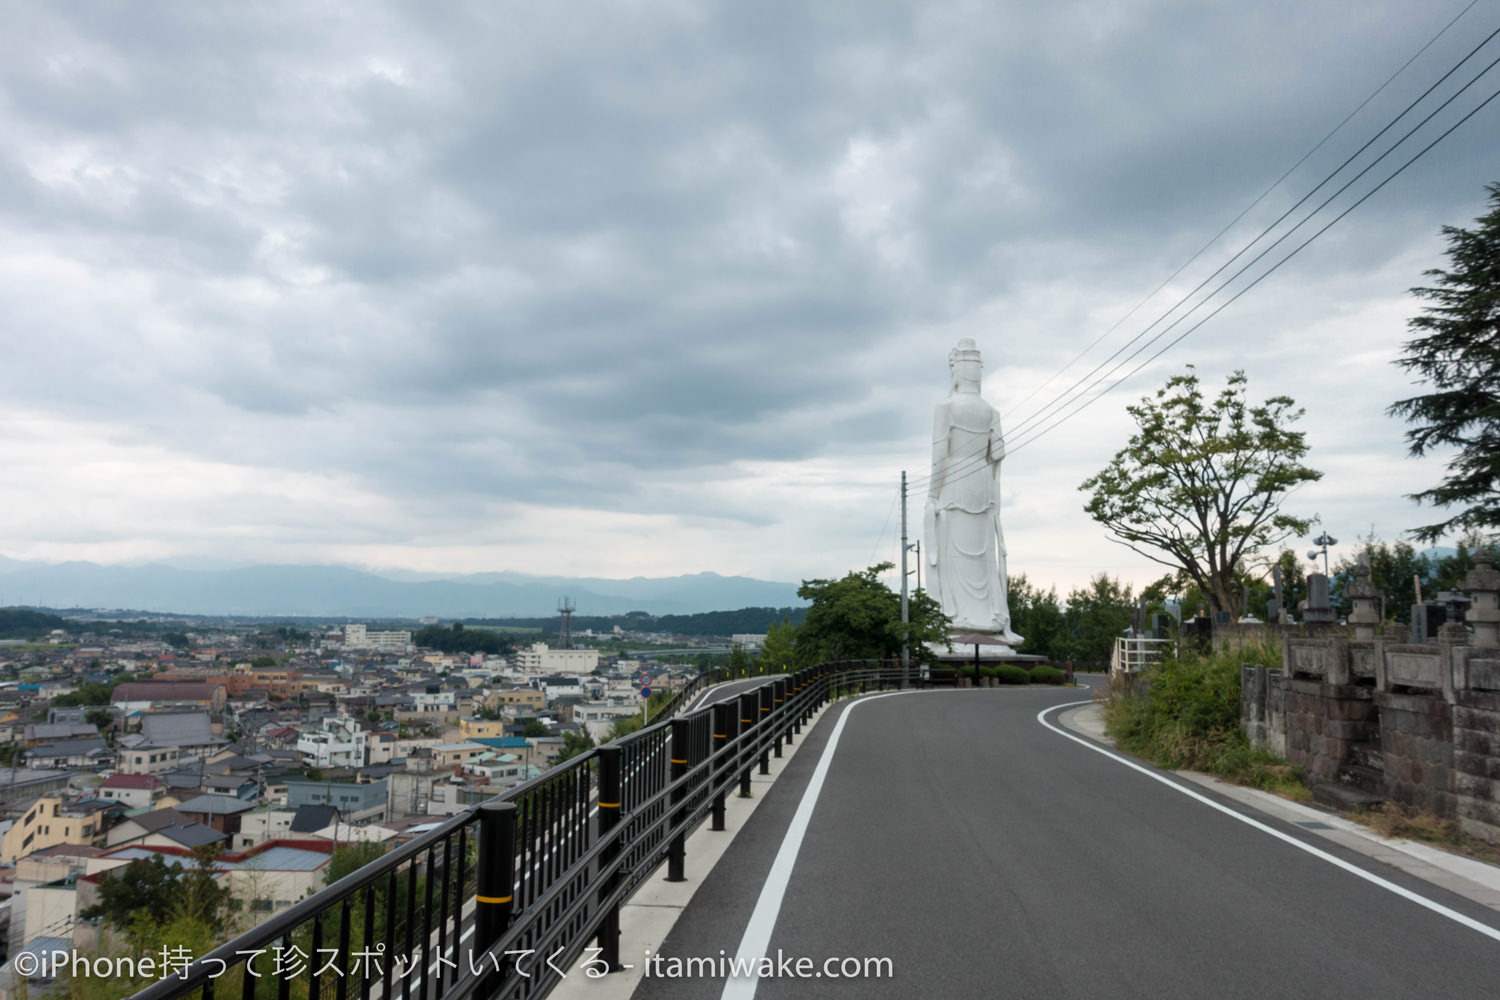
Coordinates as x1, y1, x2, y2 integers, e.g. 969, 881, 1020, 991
1110, 635, 1174, 676
124, 660, 910, 1000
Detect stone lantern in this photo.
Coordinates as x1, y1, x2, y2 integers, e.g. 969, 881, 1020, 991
1463, 547, 1500, 649
1346, 555, 1383, 641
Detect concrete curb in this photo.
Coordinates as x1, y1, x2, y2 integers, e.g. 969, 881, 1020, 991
1057, 700, 1500, 912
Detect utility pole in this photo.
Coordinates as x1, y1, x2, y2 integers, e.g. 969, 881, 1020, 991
900, 471, 910, 687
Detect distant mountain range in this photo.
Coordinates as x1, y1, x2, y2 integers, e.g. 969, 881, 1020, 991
0, 558, 805, 619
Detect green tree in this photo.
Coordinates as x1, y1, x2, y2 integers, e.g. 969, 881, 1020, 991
1008, 574, 1066, 659
51, 680, 116, 707
1388, 183, 1500, 543
520, 718, 548, 738
1081, 367, 1322, 616
728, 643, 751, 677
81, 850, 235, 944
556, 729, 595, 763
325, 842, 388, 885
793, 563, 950, 665
756, 618, 798, 672
1060, 573, 1135, 663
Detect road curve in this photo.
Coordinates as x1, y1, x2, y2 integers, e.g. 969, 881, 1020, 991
632, 686, 1500, 1000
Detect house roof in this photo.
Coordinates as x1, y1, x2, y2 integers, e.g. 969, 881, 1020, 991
125, 807, 195, 833
177, 793, 256, 815
141, 711, 217, 746
100, 774, 163, 790
113, 682, 224, 703
289, 804, 337, 833
26, 737, 110, 758
224, 845, 330, 872
24, 722, 100, 741
27, 843, 105, 859
155, 824, 229, 848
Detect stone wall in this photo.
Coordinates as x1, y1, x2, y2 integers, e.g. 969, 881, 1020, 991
1239, 549, 1500, 840
1375, 690, 1453, 816
1281, 677, 1378, 788
1455, 658, 1500, 844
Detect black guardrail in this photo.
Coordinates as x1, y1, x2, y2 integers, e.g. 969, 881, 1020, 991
124, 660, 912, 1000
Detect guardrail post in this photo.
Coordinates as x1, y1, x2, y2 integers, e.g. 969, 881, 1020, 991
476, 801, 517, 992
738, 692, 757, 797
667, 718, 690, 882
771, 679, 786, 755
758, 685, 773, 775
597, 745, 624, 970
712, 701, 735, 829
777, 679, 793, 746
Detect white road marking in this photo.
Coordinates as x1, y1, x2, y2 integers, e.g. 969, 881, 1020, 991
1038, 699, 1500, 944
721, 690, 912, 1000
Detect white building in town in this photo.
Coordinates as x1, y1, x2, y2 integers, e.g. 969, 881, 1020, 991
515, 642, 599, 675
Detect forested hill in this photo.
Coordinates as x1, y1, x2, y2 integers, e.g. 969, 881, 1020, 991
466, 606, 807, 638
0, 608, 71, 639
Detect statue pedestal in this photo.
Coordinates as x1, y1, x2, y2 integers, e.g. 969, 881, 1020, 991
928, 630, 1049, 667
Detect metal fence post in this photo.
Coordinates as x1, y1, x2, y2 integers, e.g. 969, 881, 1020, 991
738, 692, 757, 797
778, 679, 793, 746
712, 701, 734, 829
667, 718, 690, 882
476, 802, 517, 992
772, 679, 786, 755
596, 745, 624, 970
758, 686, 773, 775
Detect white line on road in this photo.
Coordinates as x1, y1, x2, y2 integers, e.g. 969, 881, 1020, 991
720, 690, 911, 1000
1038, 700, 1500, 945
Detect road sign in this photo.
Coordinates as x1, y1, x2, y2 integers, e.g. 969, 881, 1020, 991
641, 673, 650, 685
641, 686, 650, 698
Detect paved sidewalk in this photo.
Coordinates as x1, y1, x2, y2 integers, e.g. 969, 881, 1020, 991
1058, 700, 1500, 912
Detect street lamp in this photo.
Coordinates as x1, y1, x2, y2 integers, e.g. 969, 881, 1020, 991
1307, 532, 1337, 576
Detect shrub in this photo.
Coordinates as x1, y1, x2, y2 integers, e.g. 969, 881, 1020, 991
1101, 637, 1307, 797
995, 665, 1031, 684
1029, 664, 1064, 684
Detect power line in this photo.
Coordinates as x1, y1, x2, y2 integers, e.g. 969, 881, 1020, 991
907, 7, 1497, 503
999, 0, 1480, 423
1007, 76, 1500, 457
1003, 17, 1500, 446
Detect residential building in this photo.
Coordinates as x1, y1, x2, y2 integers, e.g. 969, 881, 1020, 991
111, 681, 227, 713
515, 643, 599, 675
344, 625, 412, 652
296, 716, 366, 769
175, 794, 257, 838
285, 780, 388, 825
96, 774, 166, 811
119, 745, 182, 775
490, 688, 547, 711
1, 798, 113, 862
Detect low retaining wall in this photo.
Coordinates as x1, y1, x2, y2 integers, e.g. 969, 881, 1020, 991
1243, 641, 1500, 842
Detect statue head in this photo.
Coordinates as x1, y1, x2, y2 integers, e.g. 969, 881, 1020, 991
949, 338, 982, 393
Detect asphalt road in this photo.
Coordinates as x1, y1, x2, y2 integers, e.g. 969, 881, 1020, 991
631, 685, 1500, 1000
681, 675, 785, 713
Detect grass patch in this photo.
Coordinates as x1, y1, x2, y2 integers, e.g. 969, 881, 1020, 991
1347, 803, 1500, 864
1101, 637, 1309, 799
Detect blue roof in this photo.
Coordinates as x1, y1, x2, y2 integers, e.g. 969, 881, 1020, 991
227, 846, 329, 872
469, 737, 531, 749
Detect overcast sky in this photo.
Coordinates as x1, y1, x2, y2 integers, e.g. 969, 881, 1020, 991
2, 1, 1498, 599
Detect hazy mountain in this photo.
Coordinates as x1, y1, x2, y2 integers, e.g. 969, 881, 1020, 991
0, 559, 804, 618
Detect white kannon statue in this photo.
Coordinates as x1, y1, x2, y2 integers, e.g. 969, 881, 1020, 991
924, 338, 1022, 643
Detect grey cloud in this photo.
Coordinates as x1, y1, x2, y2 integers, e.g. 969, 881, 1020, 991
1, 0, 1496, 553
